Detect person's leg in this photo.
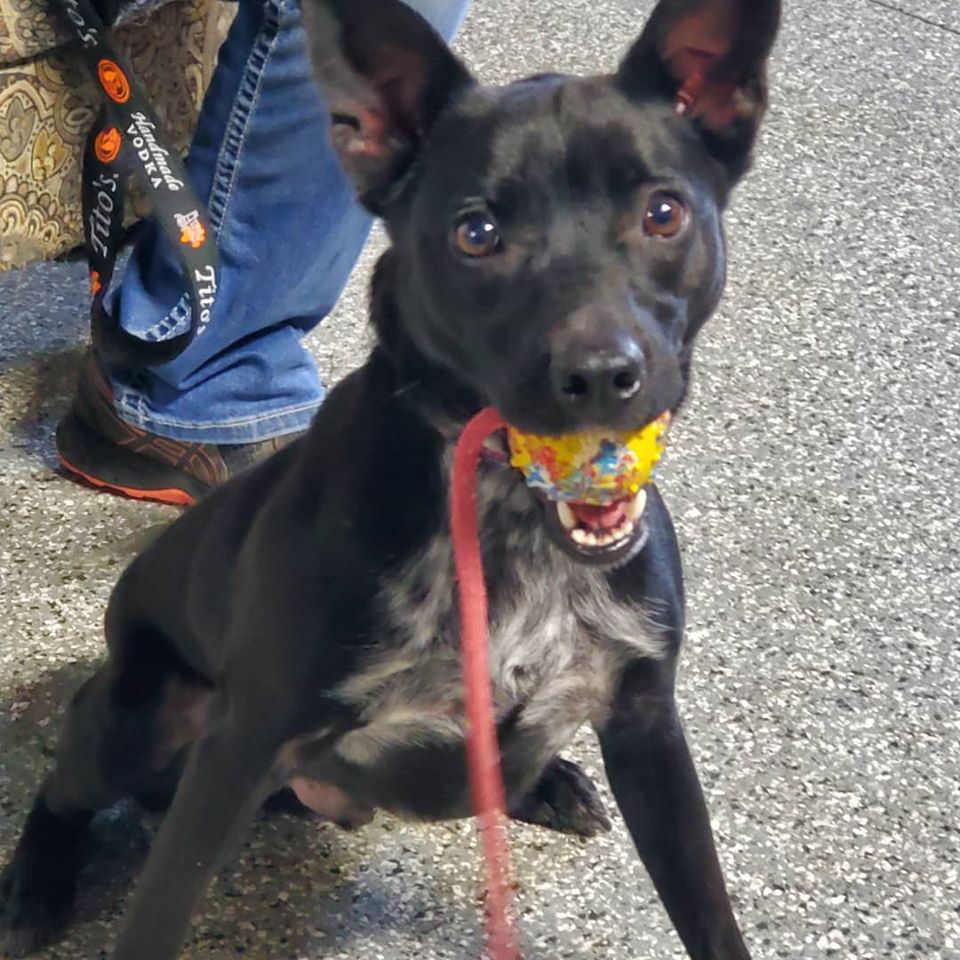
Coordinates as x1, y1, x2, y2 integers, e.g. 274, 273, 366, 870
57, 0, 470, 502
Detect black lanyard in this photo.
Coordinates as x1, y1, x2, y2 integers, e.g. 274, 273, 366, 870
51, 0, 219, 367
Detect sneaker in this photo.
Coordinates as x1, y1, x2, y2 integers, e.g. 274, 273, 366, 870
55, 352, 304, 506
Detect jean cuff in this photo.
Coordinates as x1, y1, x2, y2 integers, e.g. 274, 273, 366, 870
110, 376, 322, 444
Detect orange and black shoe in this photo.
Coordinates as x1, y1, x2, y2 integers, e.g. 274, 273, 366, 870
55, 352, 303, 507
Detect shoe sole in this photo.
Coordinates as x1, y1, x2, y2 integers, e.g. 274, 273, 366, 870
56, 413, 207, 507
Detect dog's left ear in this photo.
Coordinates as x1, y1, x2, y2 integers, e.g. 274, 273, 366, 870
617, 0, 781, 181
301, 0, 475, 211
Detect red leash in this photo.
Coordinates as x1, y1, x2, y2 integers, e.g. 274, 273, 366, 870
451, 407, 522, 960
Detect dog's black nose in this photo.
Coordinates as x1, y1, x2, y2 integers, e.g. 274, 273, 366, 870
552, 334, 645, 409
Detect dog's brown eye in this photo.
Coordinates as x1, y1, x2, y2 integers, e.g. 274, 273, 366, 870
643, 193, 687, 238
454, 212, 501, 257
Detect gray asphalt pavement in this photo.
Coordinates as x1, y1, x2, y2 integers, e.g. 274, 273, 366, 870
1, 0, 958, 958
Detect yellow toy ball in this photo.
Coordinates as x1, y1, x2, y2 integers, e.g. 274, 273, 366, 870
506, 412, 671, 505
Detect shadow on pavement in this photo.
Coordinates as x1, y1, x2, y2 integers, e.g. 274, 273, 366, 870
1, 665, 457, 959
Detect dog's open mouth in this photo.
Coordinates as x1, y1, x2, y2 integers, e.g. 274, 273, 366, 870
543, 488, 649, 565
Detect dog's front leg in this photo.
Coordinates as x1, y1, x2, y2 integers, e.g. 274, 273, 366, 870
597, 684, 750, 960
111, 720, 279, 960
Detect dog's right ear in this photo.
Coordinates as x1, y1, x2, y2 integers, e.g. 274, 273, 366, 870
301, 0, 475, 211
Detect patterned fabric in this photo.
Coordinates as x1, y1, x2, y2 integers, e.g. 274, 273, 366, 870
0, 0, 235, 269
0, 0, 70, 63
0, 0, 202, 68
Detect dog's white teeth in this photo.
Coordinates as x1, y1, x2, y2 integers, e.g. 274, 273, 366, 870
557, 501, 577, 530
565, 503, 639, 550
611, 519, 633, 541
625, 488, 648, 522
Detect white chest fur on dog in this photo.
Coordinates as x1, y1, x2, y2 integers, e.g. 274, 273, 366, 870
332, 463, 665, 774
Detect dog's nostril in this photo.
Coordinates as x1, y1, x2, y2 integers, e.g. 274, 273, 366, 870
562, 374, 590, 398
612, 369, 641, 399
553, 343, 645, 407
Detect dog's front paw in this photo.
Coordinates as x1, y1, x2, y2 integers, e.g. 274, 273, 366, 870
0, 853, 76, 958
509, 758, 612, 839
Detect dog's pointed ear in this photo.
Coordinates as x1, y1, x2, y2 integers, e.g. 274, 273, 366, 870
617, 0, 780, 180
301, 0, 475, 210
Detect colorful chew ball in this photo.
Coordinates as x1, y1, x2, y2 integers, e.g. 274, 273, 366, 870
506, 412, 671, 505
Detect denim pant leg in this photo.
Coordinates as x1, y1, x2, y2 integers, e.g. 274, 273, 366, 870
107, 0, 470, 443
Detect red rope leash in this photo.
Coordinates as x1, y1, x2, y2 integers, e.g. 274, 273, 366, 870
451, 406, 522, 960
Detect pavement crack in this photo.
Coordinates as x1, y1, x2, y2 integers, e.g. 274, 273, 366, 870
863, 0, 960, 37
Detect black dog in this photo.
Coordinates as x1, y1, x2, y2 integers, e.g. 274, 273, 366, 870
0, 0, 780, 956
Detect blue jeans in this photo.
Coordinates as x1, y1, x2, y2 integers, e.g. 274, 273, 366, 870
107, 0, 469, 443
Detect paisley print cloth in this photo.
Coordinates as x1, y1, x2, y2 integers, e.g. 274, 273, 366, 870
0, 0, 234, 269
